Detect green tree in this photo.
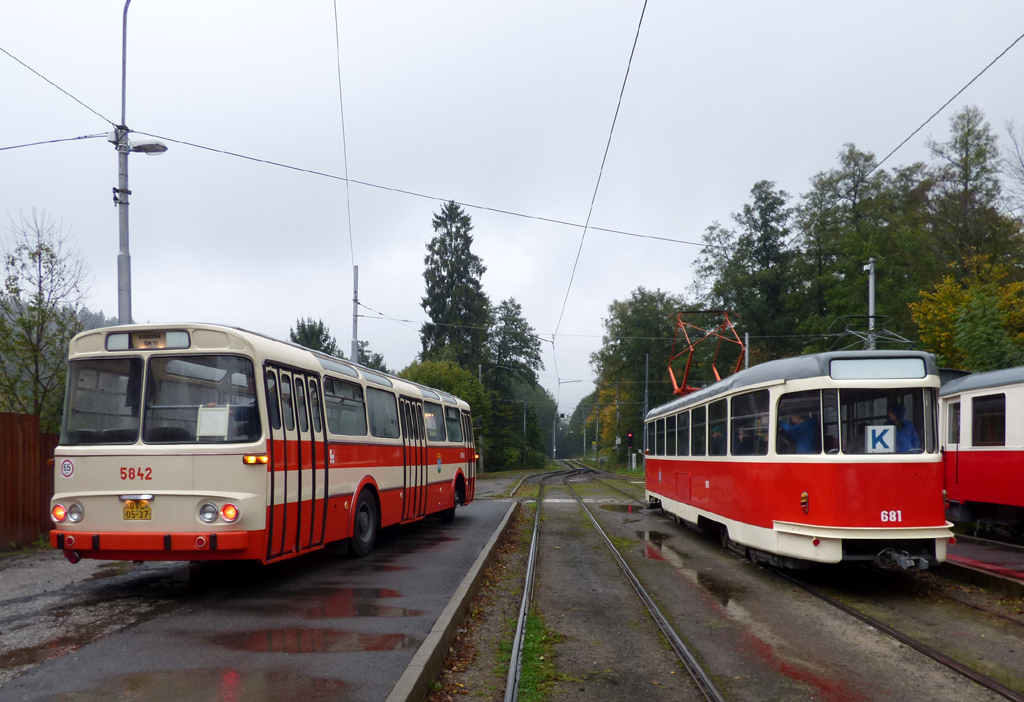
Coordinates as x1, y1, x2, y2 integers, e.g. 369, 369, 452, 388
486, 297, 544, 394
590, 287, 685, 447
926, 106, 1023, 279
693, 181, 803, 358
794, 145, 933, 343
356, 340, 390, 373
0, 211, 89, 431
399, 358, 491, 426
290, 318, 341, 357
420, 201, 491, 370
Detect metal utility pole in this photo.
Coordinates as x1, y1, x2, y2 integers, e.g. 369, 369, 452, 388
745, 333, 750, 369
864, 257, 877, 350
643, 354, 649, 454
351, 265, 359, 361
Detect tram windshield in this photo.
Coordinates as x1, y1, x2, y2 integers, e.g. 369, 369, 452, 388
776, 387, 935, 455
61, 355, 261, 445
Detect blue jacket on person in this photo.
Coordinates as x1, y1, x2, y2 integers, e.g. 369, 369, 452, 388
890, 404, 920, 453
779, 417, 817, 453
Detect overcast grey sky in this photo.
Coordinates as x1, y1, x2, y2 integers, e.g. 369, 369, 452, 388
3, 2, 1024, 414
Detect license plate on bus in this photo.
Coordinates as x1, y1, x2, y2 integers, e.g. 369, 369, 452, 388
123, 500, 151, 520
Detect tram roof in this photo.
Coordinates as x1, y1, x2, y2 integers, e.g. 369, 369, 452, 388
939, 365, 1024, 397
647, 350, 938, 420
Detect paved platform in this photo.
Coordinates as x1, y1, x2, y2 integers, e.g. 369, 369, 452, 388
941, 536, 1024, 598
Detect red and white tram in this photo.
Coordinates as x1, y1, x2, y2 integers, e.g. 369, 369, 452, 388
50, 324, 476, 564
645, 350, 952, 568
939, 366, 1024, 529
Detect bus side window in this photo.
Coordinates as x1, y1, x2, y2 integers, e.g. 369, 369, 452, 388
308, 379, 323, 434
294, 379, 310, 433
281, 375, 296, 432
265, 371, 282, 431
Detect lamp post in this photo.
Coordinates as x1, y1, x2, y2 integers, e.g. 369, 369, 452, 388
113, 0, 167, 324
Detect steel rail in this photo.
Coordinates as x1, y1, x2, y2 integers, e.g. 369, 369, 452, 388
503, 469, 573, 702
564, 459, 644, 503
775, 569, 1024, 702
564, 476, 727, 702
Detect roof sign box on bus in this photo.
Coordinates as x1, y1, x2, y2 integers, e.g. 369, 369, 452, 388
106, 331, 190, 351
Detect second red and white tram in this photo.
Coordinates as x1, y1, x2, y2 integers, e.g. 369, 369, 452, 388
645, 350, 952, 568
939, 366, 1024, 529
50, 324, 476, 564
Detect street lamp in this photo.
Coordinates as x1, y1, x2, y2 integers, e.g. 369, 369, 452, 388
113, 0, 167, 325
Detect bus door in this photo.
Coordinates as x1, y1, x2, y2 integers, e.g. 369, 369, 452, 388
400, 397, 427, 521
265, 367, 327, 560
462, 411, 476, 502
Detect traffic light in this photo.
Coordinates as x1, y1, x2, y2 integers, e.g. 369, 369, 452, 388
627, 431, 634, 449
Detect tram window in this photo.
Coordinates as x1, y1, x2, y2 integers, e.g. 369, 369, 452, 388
266, 372, 282, 430
646, 421, 655, 455
651, 418, 662, 456
143, 355, 260, 443
280, 375, 296, 431
324, 377, 367, 436
972, 394, 1005, 447
677, 412, 690, 456
947, 401, 961, 445
821, 389, 840, 454
691, 406, 707, 456
445, 406, 464, 442
708, 400, 727, 456
666, 414, 677, 456
923, 387, 937, 453
777, 391, 821, 455
730, 390, 768, 456
294, 379, 310, 432
424, 401, 446, 441
308, 380, 323, 434
367, 387, 401, 438
837, 388, 929, 454
62, 358, 143, 445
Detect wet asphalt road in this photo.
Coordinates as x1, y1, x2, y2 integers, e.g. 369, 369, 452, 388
0, 499, 511, 702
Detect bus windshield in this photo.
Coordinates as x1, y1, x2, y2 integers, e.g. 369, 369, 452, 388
62, 358, 144, 445
143, 355, 260, 443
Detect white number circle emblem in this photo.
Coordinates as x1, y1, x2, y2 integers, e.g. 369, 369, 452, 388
60, 459, 74, 478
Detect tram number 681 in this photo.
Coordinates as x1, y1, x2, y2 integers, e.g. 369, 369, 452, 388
880, 510, 903, 523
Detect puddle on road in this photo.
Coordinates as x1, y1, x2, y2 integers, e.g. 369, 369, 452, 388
86, 562, 139, 581
54, 668, 348, 702
212, 629, 419, 653
695, 570, 742, 607
230, 587, 423, 619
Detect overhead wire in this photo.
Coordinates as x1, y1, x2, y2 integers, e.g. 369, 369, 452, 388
0, 44, 115, 126
0, 134, 107, 152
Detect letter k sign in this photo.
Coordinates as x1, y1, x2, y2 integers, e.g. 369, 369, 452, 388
867, 426, 894, 453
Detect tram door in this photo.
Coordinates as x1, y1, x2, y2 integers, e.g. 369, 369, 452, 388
462, 411, 476, 503
265, 367, 328, 561
400, 398, 427, 522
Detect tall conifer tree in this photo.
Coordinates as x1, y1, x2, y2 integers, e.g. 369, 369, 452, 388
420, 201, 490, 370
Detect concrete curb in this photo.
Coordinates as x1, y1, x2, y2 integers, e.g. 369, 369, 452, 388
386, 502, 518, 702
936, 559, 1024, 599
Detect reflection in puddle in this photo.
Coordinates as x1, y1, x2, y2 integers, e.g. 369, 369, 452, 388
55, 668, 347, 702
86, 562, 137, 581
213, 629, 419, 653
598, 504, 636, 513
228, 587, 423, 619
696, 570, 742, 607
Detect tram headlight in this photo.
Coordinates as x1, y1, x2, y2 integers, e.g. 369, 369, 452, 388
67, 502, 84, 523
51, 504, 67, 523
221, 503, 239, 522
199, 502, 219, 523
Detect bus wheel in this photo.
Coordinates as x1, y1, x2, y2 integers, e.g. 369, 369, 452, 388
351, 490, 378, 557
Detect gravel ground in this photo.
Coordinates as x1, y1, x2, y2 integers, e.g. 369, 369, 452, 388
431, 469, 1022, 702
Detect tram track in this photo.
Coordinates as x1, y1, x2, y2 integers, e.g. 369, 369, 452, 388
504, 463, 725, 702
773, 567, 1024, 702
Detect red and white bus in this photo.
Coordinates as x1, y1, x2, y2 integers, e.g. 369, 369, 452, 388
50, 324, 476, 564
645, 350, 952, 569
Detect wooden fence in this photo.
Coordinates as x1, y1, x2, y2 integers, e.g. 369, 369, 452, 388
1, 413, 60, 549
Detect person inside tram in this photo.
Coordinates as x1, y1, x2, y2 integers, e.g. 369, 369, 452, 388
710, 425, 727, 455
779, 413, 818, 453
887, 402, 920, 453
733, 427, 754, 455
